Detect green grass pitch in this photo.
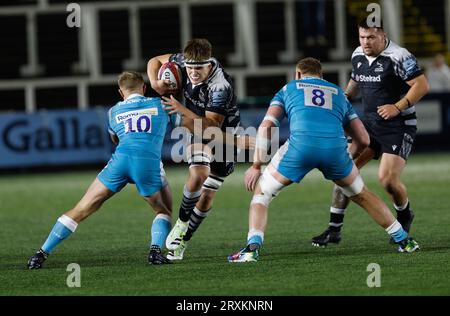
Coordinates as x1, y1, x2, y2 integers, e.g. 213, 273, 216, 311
1, 153, 450, 295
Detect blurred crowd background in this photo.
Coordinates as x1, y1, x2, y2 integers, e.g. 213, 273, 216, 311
0, 0, 449, 169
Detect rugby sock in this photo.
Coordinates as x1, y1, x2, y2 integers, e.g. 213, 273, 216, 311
183, 207, 210, 242
329, 207, 345, 232
247, 229, 264, 249
150, 214, 171, 249
385, 220, 408, 243
179, 185, 201, 222
41, 215, 78, 254
394, 200, 410, 213
394, 200, 412, 223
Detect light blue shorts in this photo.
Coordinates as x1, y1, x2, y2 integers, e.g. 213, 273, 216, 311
98, 153, 167, 197
271, 139, 354, 183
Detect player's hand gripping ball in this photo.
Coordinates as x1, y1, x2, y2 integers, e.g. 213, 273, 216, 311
158, 62, 182, 91
158, 62, 183, 127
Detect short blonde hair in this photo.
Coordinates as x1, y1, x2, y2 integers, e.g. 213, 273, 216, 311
118, 71, 144, 91
183, 38, 212, 61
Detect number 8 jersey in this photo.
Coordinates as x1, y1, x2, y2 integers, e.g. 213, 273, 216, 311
270, 77, 358, 148
107, 94, 168, 160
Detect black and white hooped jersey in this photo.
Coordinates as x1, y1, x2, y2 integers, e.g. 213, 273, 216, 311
169, 53, 240, 132
351, 39, 423, 125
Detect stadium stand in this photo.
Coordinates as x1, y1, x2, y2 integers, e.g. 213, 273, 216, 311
0, 0, 449, 169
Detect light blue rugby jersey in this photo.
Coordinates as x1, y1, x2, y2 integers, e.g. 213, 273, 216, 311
270, 77, 358, 145
107, 94, 168, 160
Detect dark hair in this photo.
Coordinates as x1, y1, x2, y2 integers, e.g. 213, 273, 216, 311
118, 71, 144, 90
183, 38, 212, 61
358, 18, 384, 31
296, 57, 322, 76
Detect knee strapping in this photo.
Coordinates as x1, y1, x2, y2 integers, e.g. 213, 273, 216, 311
188, 150, 211, 167
160, 162, 168, 187
251, 170, 285, 207
202, 175, 224, 191
339, 174, 364, 197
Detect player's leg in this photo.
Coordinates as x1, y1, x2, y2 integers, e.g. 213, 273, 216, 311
143, 190, 173, 265
27, 178, 115, 269
229, 141, 305, 262
312, 146, 375, 246
166, 165, 210, 250
228, 164, 292, 262
377, 127, 416, 242
65, 178, 115, 222
167, 160, 231, 260
181, 162, 232, 238
134, 160, 173, 265
159, 164, 173, 214
166, 144, 212, 250
181, 175, 221, 241
334, 165, 419, 252
378, 153, 414, 233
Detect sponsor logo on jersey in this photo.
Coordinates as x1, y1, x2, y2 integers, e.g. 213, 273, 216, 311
296, 82, 338, 94
403, 58, 417, 72
357, 62, 362, 69
355, 74, 382, 82
374, 61, 384, 72
115, 108, 158, 123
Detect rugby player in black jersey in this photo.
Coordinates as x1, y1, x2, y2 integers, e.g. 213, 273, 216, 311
148, 39, 241, 260
312, 20, 429, 248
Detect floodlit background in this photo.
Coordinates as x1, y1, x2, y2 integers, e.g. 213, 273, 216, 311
0, 0, 449, 296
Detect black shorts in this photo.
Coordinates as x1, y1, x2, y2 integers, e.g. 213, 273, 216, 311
189, 138, 236, 178
210, 160, 235, 178
363, 119, 416, 161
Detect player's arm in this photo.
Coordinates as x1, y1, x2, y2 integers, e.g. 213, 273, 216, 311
147, 54, 178, 96
106, 109, 119, 145
398, 74, 429, 110
108, 127, 119, 145
162, 95, 253, 149
344, 79, 359, 100
162, 95, 224, 130
245, 106, 284, 192
344, 118, 369, 160
110, 134, 119, 145
377, 74, 429, 120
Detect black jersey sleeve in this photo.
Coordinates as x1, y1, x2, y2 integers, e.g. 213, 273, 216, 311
392, 48, 423, 82
350, 47, 363, 82
169, 53, 184, 67
204, 86, 232, 116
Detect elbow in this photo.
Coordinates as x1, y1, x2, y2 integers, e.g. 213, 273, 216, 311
417, 76, 430, 96
360, 141, 370, 152
147, 58, 155, 73
360, 131, 370, 149
423, 80, 430, 95
361, 131, 370, 148
147, 58, 159, 86
354, 133, 370, 152
205, 119, 221, 129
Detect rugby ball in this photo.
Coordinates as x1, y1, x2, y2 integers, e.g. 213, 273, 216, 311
158, 62, 182, 90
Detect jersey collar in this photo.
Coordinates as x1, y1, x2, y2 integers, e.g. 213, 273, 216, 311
301, 76, 321, 80
126, 93, 144, 100
364, 39, 390, 65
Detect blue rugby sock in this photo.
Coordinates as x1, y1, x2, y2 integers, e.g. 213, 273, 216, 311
42, 215, 78, 254
151, 214, 171, 249
247, 229, 264, 249
385, 220, 408, 243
